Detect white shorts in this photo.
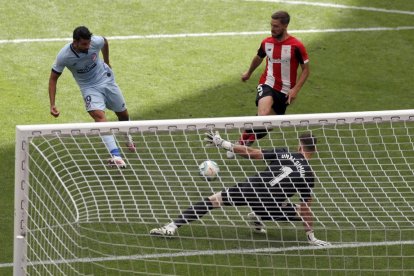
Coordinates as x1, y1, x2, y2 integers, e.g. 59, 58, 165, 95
81, 82, 127, 113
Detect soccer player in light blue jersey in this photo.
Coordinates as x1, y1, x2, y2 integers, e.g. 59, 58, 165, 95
48, 26, 135, 168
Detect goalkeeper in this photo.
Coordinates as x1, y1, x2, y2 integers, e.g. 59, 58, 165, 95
150, 131, 330, 246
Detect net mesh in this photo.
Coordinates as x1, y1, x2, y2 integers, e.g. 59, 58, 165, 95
15, 112, 414, 275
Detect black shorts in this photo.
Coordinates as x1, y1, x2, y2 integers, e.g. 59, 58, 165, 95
255, 84, 289, 115
221, 182, 300, 222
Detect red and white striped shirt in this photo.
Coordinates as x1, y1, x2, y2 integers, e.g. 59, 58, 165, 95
257, 36, 309, 94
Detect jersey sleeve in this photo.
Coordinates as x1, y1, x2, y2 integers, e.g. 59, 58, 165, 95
92, 35, 105, 50
262, 148, 288, 160
294, 40, 309, 64
51, 53, 66, 74
298, 169, 314, 202
257, 41, 267, 58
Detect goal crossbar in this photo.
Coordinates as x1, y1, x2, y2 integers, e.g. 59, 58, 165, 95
15, 109, 414, 135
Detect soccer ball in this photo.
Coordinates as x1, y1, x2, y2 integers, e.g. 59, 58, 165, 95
199, 160, 220, 181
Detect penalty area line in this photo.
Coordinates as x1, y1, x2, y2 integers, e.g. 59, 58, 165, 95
2, 240, 413, 268
1, 26, 414, 44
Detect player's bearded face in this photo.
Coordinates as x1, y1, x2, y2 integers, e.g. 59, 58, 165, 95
73, 38, 91, 53
270, 19, 287, 39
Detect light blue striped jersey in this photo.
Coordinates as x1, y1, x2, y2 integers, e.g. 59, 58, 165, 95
52, 35, 113, 89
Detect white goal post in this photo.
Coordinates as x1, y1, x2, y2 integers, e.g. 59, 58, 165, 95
14, 110, 414, 275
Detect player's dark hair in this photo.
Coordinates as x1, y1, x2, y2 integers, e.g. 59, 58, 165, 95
73, 26, 92, 41
299, 132, 317, 152
271, 11, 290, 25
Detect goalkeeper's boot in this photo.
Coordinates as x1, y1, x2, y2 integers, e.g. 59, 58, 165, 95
247, 212, 266, 234
125, 134, 136, 152
107, 156, 127, 168
150, 226, 176, 237
226, 133, 255, 159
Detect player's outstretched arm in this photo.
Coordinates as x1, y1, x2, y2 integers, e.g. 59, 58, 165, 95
299, 200, 331, 246
286, 62, 310, 104
204, 130, 233, 150
241, 55, 263, 82
48, 70, 61, 118
102, 37, 111, 67
204, 130, 263, 159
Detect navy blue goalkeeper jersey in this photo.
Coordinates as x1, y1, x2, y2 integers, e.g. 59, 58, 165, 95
245, 148, 315, 202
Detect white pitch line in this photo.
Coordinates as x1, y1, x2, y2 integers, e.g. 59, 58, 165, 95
1, 26, 414, 45
246, 0, 414, 15
1, 240, 414, 268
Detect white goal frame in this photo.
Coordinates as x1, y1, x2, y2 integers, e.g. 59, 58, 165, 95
14, 109, 414, 275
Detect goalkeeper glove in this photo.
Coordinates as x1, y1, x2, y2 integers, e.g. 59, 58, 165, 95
306, 231, 331, 247
205, 130, 233, 151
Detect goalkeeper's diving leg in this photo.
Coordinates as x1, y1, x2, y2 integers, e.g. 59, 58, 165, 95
150, 193, 224, 236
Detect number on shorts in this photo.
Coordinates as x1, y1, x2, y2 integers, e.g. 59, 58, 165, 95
257, 85, 264, 96
84, 95, 92, 109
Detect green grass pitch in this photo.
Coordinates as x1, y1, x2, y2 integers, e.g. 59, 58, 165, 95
1, 0, 414, 275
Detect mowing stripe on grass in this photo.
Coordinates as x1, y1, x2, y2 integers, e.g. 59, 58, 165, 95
246, 0, 414, 15
1, 240, 414, 268
1, 26, 414, 44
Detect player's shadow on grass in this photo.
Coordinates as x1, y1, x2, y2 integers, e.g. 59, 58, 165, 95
134, 78, 260, 121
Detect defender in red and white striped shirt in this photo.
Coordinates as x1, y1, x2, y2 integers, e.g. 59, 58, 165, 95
257, 35, 309, 95
228, 11, 310, 159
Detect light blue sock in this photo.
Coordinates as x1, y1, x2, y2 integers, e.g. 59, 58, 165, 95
102, 135, 121, 157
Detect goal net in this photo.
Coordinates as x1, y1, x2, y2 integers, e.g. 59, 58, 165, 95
14, 110, 414, 275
